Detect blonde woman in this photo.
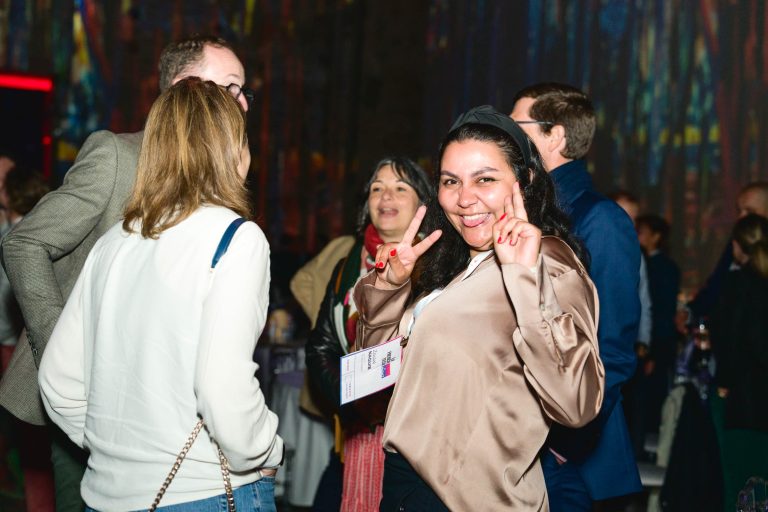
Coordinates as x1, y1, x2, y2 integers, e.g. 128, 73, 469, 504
39, 77, 283, 511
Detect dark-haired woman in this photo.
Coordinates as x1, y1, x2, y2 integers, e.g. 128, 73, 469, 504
712, 213, 768, 508
301, 157, 433, 511
353, 106, 604, 510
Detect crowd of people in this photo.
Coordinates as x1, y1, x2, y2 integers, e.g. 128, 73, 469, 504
0, 33, 764, 512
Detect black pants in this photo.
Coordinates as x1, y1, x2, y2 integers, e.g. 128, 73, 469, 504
311, 450, 343, 512
380, 451, 450, 512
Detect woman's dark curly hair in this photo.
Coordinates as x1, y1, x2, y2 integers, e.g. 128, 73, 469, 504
413, 123, 588, 297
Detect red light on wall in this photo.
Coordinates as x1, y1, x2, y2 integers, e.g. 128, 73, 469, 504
0, 74, 53, 92
42, 135, 52, 145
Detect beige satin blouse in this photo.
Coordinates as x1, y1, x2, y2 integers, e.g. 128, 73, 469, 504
353, 236, 604, 511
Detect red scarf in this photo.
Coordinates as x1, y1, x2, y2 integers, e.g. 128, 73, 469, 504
346, 224, 385, 343
363, 223, 385, 269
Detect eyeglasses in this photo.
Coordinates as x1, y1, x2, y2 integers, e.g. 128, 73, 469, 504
224, 83, 256, 109
514, 120, 554, 126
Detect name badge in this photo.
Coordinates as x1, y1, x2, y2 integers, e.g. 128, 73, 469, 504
340, 336, 403, 405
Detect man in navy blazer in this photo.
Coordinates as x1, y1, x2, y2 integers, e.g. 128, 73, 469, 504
512, 83, 642, 510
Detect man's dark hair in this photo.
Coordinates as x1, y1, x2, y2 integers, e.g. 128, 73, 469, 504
636, 214, 671, 252
4, 167, 50, 215
740, 181, 768, 195
608, 190, 639, 205
158, 35, 235, 92
513, 82, 596, 159
0, 148, 18, 165
732, 213, 768, 278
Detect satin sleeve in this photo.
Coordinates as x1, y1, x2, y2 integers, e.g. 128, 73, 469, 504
353, 271, 411, 349
503, 237, 604, 428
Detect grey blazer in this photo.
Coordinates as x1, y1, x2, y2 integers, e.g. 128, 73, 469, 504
0, 130, 142, 424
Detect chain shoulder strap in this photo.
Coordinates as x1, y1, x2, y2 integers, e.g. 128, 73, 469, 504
218, 446, 235, 511
148, 420, 236, 511
148, 219, 244, 511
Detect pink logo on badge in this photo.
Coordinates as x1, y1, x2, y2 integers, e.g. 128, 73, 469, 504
381, 363, 391, 378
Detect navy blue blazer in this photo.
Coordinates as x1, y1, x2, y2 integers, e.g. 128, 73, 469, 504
547, 160, 643, 499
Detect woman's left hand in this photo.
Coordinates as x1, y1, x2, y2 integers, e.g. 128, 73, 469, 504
493, 181, 541, 267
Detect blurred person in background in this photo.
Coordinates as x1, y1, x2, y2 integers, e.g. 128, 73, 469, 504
610, 190, 654, 460
711, 213, 768, 510
303, 156, 433, 511
0, 167, 50, 368
0, 151, 16, 232
635, 214, 681, 440
688, 182, 768, 321
0, 167, 52, 509
610, 190, 651, 352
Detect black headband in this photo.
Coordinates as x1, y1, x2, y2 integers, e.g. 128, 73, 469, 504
449, 105, 534, 170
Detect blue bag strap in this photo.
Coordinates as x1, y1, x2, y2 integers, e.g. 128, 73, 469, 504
211, 218, 246, 269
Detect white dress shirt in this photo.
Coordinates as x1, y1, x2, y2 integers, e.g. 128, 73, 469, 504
39, 205, 283, 511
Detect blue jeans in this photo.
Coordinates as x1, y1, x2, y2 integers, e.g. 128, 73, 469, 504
85, 477, 276, 512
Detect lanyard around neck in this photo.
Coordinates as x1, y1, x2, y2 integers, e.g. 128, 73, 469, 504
405, 250, 493, 338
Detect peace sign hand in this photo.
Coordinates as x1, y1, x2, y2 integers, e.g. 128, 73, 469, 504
373, 205, 442, 288
493, 181, 541, 267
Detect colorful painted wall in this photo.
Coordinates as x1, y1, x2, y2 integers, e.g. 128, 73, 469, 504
2, 0, 767, 291
422, 0, 768, 292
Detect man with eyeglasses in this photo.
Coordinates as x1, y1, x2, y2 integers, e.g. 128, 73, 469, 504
0, 34, 253, 512
511, 83, 643, 511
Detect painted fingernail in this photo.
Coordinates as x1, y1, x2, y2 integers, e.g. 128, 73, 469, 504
390, 249, 397, 257
499, 213, 507, 221
376, 261, 384, 269
497, 236, 503, 243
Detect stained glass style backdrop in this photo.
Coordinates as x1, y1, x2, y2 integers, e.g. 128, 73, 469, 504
421, 0, 768, 290
2, 0, 767, 289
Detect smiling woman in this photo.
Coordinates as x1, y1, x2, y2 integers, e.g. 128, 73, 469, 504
438, 138, 520, 255
353, 105, 604, 511
299, 156, 434, 511
367, 165, 422, 242
414, 106, 588, 298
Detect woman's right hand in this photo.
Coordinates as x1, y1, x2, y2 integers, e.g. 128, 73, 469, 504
373, 205, 442, 288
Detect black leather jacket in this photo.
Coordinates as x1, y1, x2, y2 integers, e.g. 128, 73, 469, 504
305, 255, 391, 432
305, 257, 347, 414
